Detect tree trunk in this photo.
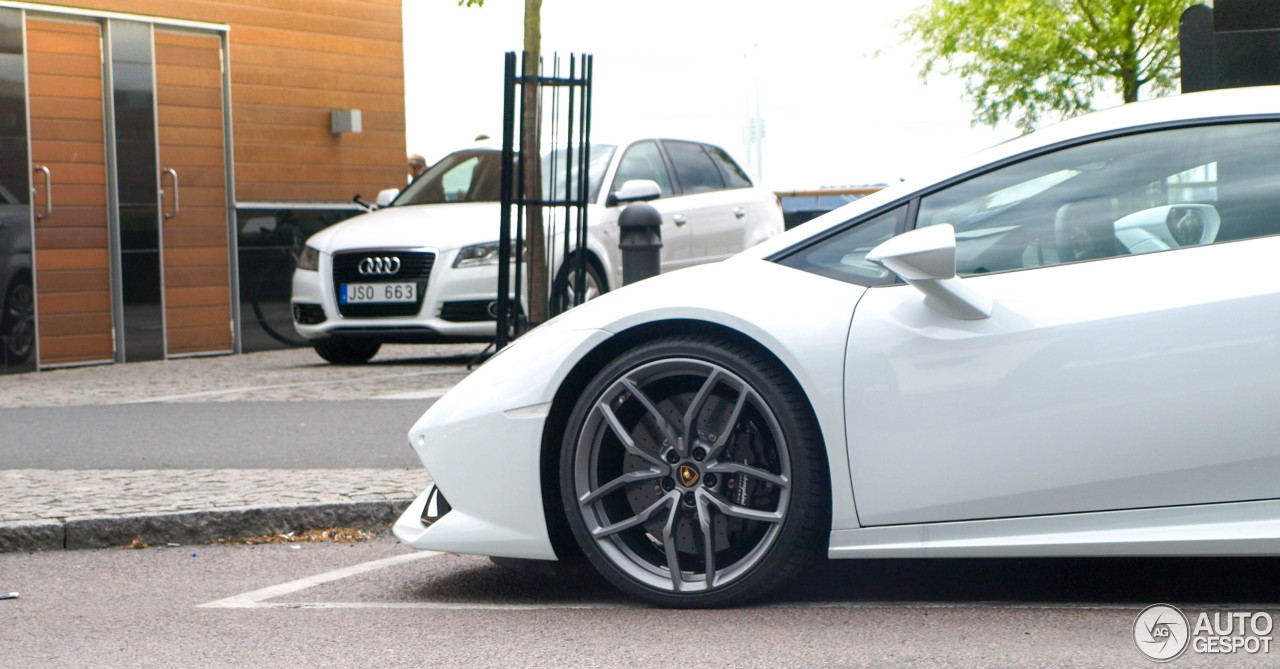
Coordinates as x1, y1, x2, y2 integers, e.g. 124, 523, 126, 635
521, 0, 546, 325
1120, 13, 1140, 103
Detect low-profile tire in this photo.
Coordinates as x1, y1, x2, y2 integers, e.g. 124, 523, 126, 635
1, 277, 35, 364
550, 258, 605, 317
310, 338, 380, 364
559, 335, 828, 608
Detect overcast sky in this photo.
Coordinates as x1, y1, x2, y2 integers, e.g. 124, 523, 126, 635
402, 0, 1025, 189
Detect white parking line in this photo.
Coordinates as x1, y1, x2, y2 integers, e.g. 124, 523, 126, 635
221, 601, 641, 610
198, 550, 642, 611
198, 551, 442, 608
199, 550, 1170, 611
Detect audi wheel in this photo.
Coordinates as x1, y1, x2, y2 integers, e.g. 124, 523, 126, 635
560, 336, 828, 608
550, 260, 604, 317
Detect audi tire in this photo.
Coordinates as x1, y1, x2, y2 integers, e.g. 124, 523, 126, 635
311, 338, 381, 365
550, 259, 605, 317
559, 335, 829, 608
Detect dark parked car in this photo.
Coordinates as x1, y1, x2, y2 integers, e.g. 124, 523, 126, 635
0, 183, 33, 372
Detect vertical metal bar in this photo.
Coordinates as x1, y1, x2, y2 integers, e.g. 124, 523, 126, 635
513, 50, 527, 337
102, 19, 126, 363
16, 8, 40, 369
495, 52, 516, 350
577, 55, 593, 302
220, 29, 241, 354
563, 55, 576, 305
146, 22, 168, 359
548, 54, 561, 288
535, 52, 549, 320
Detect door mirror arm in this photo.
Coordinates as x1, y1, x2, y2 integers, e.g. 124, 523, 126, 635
867, 224, 993, 320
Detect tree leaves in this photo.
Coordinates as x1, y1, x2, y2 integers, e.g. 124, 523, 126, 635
903, 0, 1194, 132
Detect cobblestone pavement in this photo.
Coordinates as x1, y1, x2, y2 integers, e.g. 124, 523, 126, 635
0, 343, 486, 408
0, 469, 430, 522
0, 344, 480, 550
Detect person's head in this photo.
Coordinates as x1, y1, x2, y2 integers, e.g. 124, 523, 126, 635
408, 154, 427, 179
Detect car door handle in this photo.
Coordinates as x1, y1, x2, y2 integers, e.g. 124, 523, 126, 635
673, 214, 688, 226
733, 207, 747, 219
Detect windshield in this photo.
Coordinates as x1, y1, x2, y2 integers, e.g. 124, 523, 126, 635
393, 145, 616, 207
542, 145, 616, 203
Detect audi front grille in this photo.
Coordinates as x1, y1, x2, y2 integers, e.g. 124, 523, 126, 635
331, 250, 435, 318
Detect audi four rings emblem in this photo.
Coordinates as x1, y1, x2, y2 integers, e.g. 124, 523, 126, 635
358, 256, 401, 276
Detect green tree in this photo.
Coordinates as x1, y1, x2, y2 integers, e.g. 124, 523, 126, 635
903, 0, 1195, 132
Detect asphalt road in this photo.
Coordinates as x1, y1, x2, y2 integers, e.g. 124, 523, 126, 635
5, 537, 1280, 668
0, 400, 434, 469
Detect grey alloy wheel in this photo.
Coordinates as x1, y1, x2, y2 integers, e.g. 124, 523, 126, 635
561, 336, 826, 607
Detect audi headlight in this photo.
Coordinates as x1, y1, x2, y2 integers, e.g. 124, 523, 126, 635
453, 241, 503, 268
297, 245, 321, 271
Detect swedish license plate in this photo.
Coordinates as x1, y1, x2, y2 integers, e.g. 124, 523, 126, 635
341, 282, 416, 304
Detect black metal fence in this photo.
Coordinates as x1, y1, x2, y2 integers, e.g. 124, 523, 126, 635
495, 51, 594, 350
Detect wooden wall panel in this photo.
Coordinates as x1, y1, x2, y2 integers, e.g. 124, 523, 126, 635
45, 0, 407, 203
27, 19, 114, 367
156, 30, 232, 356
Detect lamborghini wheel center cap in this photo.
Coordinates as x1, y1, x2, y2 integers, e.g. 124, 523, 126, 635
677, 463, 700, 487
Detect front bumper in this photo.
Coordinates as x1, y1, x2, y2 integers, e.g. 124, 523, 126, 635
393, 325, 612, 559
290, 250, 504, 342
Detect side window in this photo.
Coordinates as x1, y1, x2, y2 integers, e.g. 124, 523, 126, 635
610, 141, 673, 198
776, 206, 905, 286
664, 140, 725, 194
916, 122, 1280, 276
705, 145, 752, 189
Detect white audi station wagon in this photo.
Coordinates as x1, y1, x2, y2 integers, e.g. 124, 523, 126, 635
290, 139, 783, 363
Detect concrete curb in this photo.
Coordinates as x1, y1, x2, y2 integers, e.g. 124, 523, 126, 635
0, 500, 412, 552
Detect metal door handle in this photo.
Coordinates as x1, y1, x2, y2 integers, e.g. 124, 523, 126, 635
33, 165, 51, 221
673, 214, 688, 226
162, 168, 179, 219
733, 207, 747, 219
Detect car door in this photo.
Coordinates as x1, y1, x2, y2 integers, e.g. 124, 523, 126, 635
660, 140, 746, 264
840, 121, 1280, 527
605, 140, 690, 275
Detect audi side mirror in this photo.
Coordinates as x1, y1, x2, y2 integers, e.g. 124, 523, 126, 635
375, 188, 400, 208
606, 179, 662, 207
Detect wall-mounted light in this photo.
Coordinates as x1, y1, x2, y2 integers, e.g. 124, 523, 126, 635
331, 109, 362, 134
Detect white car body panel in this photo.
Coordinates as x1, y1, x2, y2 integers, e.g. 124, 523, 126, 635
830, 498, 1280, 558
395, 325, 612, 558
391, 86, 1280, 566
847, 235, 1280, 526
394, 260, 867, 557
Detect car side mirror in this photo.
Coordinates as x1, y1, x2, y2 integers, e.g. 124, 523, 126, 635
375, 188, 400, 208
867, 224, 992, 320
606, 179, 662, 207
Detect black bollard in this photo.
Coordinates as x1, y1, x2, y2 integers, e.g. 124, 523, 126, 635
618, 202, 663, 285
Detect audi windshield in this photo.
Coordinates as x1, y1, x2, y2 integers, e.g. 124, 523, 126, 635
393, 145, 616, 207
